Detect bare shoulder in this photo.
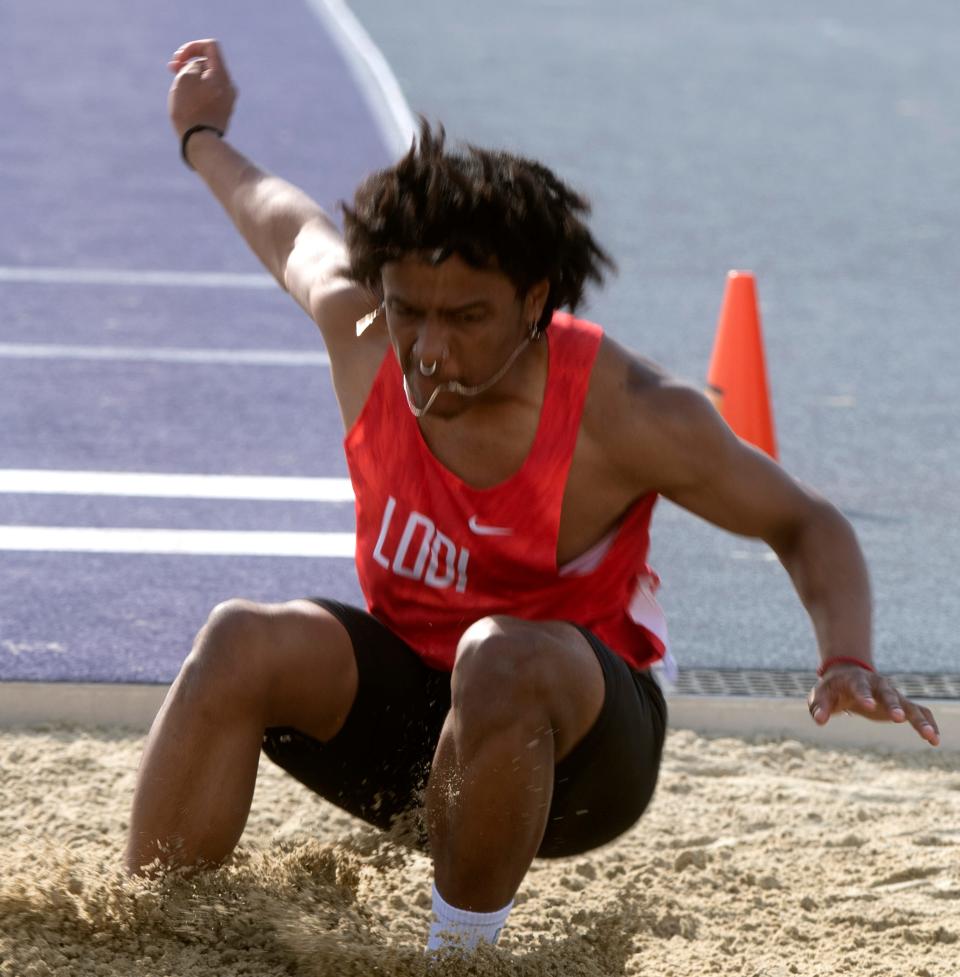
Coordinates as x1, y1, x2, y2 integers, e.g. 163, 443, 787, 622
306, 271, 379, 349
584, 334, 728, 494
587, 333, 701, 407
284, 218, 381, 351
280, 218, 391, 429
583, 332, 827, 543
308, 276, 391, 431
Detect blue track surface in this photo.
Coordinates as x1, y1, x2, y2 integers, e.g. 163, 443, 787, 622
3, 0, 387, 269
1, 357, 347, 473
1, 0, 385, 684
3, 0, 958, 690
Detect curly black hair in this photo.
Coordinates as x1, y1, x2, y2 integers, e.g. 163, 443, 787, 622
340, 118, 616, 332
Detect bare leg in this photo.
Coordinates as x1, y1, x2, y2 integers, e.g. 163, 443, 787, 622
124, 669, 260, 873
425, 618, 604, 912
427, 706, 554, 910
124, 599, 357, 876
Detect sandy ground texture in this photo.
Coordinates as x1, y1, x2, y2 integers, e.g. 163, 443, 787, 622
0, 724, 958, 977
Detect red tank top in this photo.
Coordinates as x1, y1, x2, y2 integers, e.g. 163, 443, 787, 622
344, 311, 668, 671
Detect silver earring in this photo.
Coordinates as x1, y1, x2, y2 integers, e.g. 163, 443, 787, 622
419, 359, 438, 376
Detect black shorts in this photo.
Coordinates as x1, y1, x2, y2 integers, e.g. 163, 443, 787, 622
261, 598, 667, 858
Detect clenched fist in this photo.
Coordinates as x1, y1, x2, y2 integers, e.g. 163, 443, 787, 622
167, 39, 237, 139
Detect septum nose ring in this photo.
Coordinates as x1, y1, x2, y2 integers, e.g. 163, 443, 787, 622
419, 359, 438, 377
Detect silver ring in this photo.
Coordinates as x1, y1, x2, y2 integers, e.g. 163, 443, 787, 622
419, 359, 437, 376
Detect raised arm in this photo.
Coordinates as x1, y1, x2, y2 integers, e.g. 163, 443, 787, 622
166, 39, 385, 425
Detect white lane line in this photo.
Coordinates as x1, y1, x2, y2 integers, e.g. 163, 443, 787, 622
0, 267, 274, 288
305, 0, 417, 159
0, 526, 355, 557
0, 343, 330, 367
0, 470, 354, 501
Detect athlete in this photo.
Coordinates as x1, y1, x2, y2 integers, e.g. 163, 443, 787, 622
124, 39, 941, 953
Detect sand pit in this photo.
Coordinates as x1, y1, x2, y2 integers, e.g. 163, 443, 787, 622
1, 723, 958, 977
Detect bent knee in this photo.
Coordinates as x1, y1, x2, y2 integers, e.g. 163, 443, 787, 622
204, 597, 268, 635
183, 597, 358, 734
181, 598, 274, 698
453, 616, 547, 708
195, 597, 270, 656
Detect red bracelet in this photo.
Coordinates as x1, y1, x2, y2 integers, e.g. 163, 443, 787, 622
816, 656, 876, 678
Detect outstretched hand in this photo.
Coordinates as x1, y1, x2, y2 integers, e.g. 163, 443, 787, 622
808, 664, 940, 746
167, 39, 237, 138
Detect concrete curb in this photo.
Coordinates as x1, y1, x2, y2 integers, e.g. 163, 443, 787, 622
0, 682, 169, 730
1, 681, 957, 754
663, 691, 959, 754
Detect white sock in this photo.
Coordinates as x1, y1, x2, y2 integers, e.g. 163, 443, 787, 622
426, 882, 514, 953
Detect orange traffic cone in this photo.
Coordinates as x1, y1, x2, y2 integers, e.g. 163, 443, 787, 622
706, 270, 778, 460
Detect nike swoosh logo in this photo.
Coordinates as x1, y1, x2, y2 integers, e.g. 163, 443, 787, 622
467, 515, 514, 536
